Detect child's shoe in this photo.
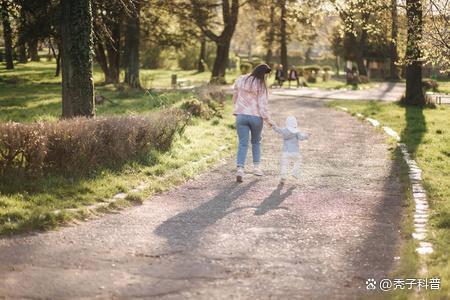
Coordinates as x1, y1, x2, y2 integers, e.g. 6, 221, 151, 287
236, 167, 244, 182
253, 165, 264, 176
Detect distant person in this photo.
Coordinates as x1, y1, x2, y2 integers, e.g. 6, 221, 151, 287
270, 116, 309, 183
232, 64, 273, 182
275, 64, 285, 87
288, 66, 300, 88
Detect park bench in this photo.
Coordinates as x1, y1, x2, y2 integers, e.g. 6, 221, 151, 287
177, 79, 192, 88
426, 92, 450, 105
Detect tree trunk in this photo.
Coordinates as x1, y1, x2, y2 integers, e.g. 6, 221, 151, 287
211, 41, 230, 80
18, 40, 27, 63
18, 9, 28, 64
197, 35, 206, 73
95, 43, 109, 81
355, 53, 367, 77
60, 0, 95, 118
28, 39, 40, 62
1, 0, 14, 69
404, 0, 425, 105
279, 0, 288, 77
55, 50, 61, 77
335, 55, 340, 76
390, 0, 400, 81
124, 1, 141, 88
49, 40, 61, 77
356, 25, 368, 76
265, 1, 275, 64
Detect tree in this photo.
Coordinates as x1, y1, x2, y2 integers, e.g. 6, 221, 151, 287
265, 1, 276, 64
404, 0, 425, 105
92, 0, 126, 84
60, 0, 95, 117
333, 0, 389, 78
190, 0, 240, 82
124, 0, 141, 88
279, 0, 288, 76
1, 0, 14, 69
389, 0, 400, 80
330, 25, 344, 75
197, 34, 206, 72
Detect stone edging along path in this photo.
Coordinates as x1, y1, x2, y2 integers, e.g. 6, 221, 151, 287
336, 106, 433, 256
47, 146, 229, 223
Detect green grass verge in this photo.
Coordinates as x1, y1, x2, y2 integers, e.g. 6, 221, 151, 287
0, 103, 236, 234
436, 79, 450, 94
328, 100, 450, 299
0, 60, 237, 234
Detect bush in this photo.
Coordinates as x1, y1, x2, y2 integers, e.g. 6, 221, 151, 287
0, 109, 188, 177
195, 85, 226, 118
422, 79, 439, 92
240, 62, 252, 74
180, 97, 214, 119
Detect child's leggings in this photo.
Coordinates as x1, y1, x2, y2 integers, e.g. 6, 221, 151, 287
280, 152, 301, 179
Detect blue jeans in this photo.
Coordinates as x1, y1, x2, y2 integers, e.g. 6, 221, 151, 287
236, 114, 263, 167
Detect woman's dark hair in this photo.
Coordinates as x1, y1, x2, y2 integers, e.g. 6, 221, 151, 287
245, 63, 271, 92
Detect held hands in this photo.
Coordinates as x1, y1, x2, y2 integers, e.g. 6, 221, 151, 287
266, 118, 276, 128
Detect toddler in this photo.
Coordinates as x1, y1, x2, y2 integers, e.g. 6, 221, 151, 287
271, 116, 308, 183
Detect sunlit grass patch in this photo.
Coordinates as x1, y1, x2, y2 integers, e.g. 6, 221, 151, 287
0, 102, 236, 234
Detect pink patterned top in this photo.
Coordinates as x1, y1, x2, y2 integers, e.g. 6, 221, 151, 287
232, 75, 270, 119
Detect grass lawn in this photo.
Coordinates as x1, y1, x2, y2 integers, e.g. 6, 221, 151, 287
437, 79, 450, 94
0, 61, 237, 234
328, 100, 450, 299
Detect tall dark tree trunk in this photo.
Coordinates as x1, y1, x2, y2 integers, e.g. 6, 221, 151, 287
404, 0, 425, 105
211, 41, 230, 80
95, 43, 109, 80
60, 0, 95, 118
356, 14, 369, 77
18, 8, 28, 64
197, 35, 206, 73
124, 1, 141, 88
280, 0, 288, 77
390, 0, 400, 81
28, 39, 40, 62
265, 1, 275, 64
335, 55, 340, 76
18, 39, 27, 63
1, 0, 14, 69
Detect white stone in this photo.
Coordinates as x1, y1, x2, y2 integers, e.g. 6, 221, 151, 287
412, 232, 426, 240
366, 118, 380, 127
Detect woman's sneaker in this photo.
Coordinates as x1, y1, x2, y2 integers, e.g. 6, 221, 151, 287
236, 167, 244, 182
253, 166, 264, 176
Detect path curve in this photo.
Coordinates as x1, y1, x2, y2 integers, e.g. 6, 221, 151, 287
0, 96, 404, 299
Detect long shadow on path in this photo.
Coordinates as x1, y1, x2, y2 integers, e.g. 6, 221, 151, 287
254, 183, 296, 216
154, 180, 258, 250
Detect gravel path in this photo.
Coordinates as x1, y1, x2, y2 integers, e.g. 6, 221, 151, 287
272, 82, 405, 101
0, 96, 404, 299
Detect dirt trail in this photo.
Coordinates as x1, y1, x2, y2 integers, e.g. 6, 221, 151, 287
0, 96, 404, 299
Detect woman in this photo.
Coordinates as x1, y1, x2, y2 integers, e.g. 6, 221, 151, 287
232, 64, 272, 182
